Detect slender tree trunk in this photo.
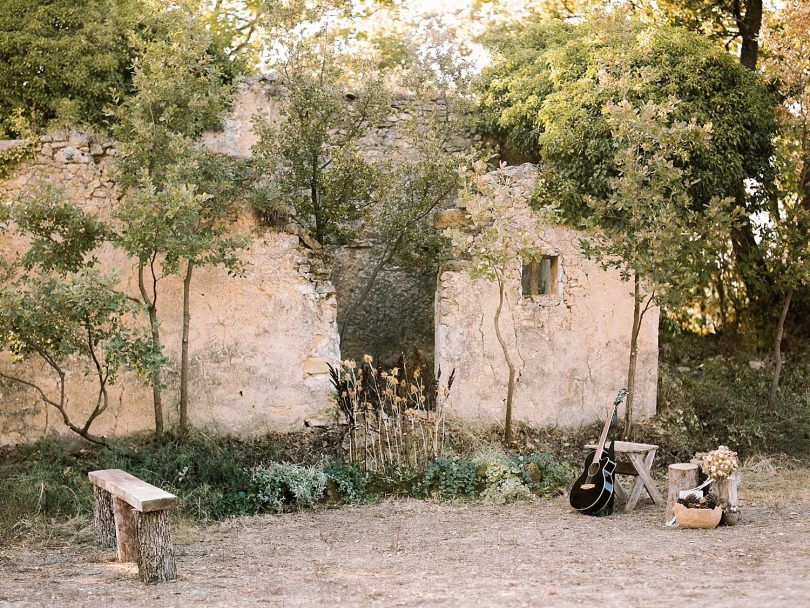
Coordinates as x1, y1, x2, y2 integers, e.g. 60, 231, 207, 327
311, 156, 323, 245
730, 0, 768, 314
179, 260, 194, 433
493, 272, 516, 444
138, 263, 164, 436
716, 271, 728, 332
770, 286, 793, 404
624, 273, 643, 439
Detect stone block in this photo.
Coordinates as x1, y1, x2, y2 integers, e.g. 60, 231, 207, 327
68, 132, 90, 149
55, 146, 92, 164
434, 209, 471, 229
302, 356, 331, 376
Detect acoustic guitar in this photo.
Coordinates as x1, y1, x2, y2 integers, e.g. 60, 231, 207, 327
569, 389, 627, 515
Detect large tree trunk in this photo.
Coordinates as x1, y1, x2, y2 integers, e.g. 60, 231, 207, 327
112, 497, 139, 563
666, 462, 700, 523
179, 260, 194, 433
770, 287, 793, 403
493, 273, 516, 444
92, 486, 116, 549
736, 0, 763, 70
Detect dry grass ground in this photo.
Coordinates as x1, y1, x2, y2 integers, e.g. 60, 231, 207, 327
1, 459, 808, 608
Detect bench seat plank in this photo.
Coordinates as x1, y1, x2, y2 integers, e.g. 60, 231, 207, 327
584, 440, 659, 452
88, 469, 177, 513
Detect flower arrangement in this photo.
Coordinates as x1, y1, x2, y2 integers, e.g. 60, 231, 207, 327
702, 445, 739, 480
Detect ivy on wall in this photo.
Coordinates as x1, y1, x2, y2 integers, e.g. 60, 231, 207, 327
0, 141, 34, 181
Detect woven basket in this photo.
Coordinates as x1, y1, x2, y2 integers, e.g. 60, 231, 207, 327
674, 504, 723, 529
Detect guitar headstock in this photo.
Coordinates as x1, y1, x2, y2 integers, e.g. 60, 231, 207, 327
613, 389, 628, 406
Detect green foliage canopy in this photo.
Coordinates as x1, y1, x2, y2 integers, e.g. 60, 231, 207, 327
253, 45, 390, 245
0, 0, 142, 136
476, 16, 777, 221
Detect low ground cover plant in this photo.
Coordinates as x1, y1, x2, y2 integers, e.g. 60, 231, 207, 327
0, 431, 572, 540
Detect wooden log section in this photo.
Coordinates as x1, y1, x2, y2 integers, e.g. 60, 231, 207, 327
112, 496, 140, 563
136, 510, 176, 583
712, 472, 740, 508
93, 485, 116, 549
666, 463, 699, 523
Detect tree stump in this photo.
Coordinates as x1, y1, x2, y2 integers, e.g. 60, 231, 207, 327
712, 472, 741, 525
666, 463, 699, 523
136, 510, 176, 583
112, 496, 139, 562
712, 472, 740, 507
93, 485, 116, 549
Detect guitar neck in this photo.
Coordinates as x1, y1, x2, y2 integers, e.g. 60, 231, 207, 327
592, 390, 627, 463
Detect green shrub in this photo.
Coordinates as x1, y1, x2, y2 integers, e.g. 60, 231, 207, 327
322, 461, 369, 503
515, 452, 574, 497
421, 457, 479, 500
473, 449, 533, 504
645, 347, 810, 462
250, 463, 328, 513
0, 431, 575, 538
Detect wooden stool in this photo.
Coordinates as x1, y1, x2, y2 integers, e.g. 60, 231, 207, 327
584, 440, 664, 512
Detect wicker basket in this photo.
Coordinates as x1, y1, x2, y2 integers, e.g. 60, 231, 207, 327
673, 504, 723, 529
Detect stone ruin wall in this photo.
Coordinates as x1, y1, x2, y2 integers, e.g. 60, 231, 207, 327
203, 75, 474, 159
0, 79, 659, 444
0, 131, 339, 445
435, 164, 659, 428
204, 75, 475, 366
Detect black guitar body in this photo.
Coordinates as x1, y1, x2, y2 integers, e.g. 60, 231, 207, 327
569, 449, 616, 515
569, 389, 625, 516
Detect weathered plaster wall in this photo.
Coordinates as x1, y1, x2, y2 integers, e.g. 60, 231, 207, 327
0, 132, 339, 444
0, 81, 661, 442
435, 165, 659, 427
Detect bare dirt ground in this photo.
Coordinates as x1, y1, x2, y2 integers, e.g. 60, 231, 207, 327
1, 459, 809, 608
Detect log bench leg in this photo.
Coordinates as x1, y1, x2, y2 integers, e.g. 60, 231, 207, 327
93, 487, 116, 549
113, 496, 140, 562
136, 510, 176, 583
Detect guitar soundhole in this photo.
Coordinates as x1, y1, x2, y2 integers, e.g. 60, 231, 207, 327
587, 462, 600, 477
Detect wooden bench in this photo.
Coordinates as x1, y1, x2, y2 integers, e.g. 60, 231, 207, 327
584, 440, 664, 512
89, 469, 178, 583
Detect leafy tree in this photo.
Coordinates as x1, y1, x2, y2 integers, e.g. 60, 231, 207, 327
655, 0, 764, 69
0, 182, 161, 444
0, 0, 242, 137
114, 4, 247, 434
252, 26, 390, 246
0, 0, 144, 136
450, 162, 547, 444
336, 33, 474, 343
476, 15, 777, 324
576, 97, 736, 435
761, 0, 810, 401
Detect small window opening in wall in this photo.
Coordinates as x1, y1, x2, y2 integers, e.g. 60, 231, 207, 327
522, 256, 558, 297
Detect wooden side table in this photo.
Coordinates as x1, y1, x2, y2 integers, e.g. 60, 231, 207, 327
584, 440, 664, 512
